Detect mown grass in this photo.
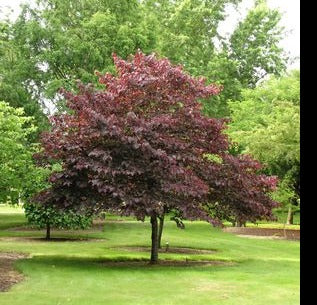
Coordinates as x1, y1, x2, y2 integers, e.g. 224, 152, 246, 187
0, 205, 300, 305
0, 204, 25, 230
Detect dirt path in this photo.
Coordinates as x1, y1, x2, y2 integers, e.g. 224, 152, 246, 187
0, 252, 28, 292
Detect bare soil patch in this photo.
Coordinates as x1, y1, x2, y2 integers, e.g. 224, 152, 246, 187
115, 246, 217, 254
0, 252, 28, 292
223, 227, 300, 240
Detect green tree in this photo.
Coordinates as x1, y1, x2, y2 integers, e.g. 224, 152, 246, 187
0, 20, 48, 134
0, 101, 93, 238
4, 0, 155, 112
204, 0, 287, 117
202, 51, 242, 117
144, 0, 288, 117
1, 0, 288, 118
227, 70, 300, 224
24, 203, 93, 239
148, 0, 240, 75
228, 0, 287, 88
0, 101, 41, 203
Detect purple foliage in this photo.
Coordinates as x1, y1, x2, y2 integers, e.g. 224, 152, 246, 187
33, 51, 278, 227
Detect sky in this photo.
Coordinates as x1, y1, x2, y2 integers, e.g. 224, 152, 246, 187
0, 0, 300, 70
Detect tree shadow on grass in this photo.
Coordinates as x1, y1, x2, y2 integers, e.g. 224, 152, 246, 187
0, 236, 107, 242
16, 255, 237, 273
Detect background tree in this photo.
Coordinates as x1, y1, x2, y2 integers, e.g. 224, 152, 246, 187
0, 101, 93, 237
227, 70, 300, 224
0, 0, 288, 119
33, 52, 278, 263
228, 0, 287, 88
0, 101, 40, 204
0, 20, 48, 136
203, 0, 287, 117
3, 0, 155, 113
24, 203, 93, 239
145, 0, 239, 75
144, 0, 287, 117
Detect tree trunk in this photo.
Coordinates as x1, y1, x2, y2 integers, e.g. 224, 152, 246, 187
150, 215, 159, 264
286, 206, 294, 225
235, 220, 246, 227
158, 215, 165, 249
18, 193, 23, 206
46, 222, 51, 240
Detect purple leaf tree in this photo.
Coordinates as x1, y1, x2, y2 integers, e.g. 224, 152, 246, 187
33, 52, 278, 263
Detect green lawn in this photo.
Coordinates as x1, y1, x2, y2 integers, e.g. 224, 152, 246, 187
0, 204, 25, 230
0, 205, 300, 305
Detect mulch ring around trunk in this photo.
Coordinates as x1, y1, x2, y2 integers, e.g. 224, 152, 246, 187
0, 237, 107, 242
0, 252, 29, 292
100, 259, 234, 268
114, 246, 217, 254
223, 227, 300, 240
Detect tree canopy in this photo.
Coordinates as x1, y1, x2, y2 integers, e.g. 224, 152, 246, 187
0, 0, 288, 119
33, 52, 278, 262
0, 101, 43, 203
227, 70, 300, 215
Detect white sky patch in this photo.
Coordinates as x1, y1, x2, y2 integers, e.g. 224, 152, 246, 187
0, 0, 33, 19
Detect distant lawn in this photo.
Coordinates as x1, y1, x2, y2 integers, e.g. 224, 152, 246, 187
0, 204, 26, 230
0, 205, 300, 305
0, 204, 24, 214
